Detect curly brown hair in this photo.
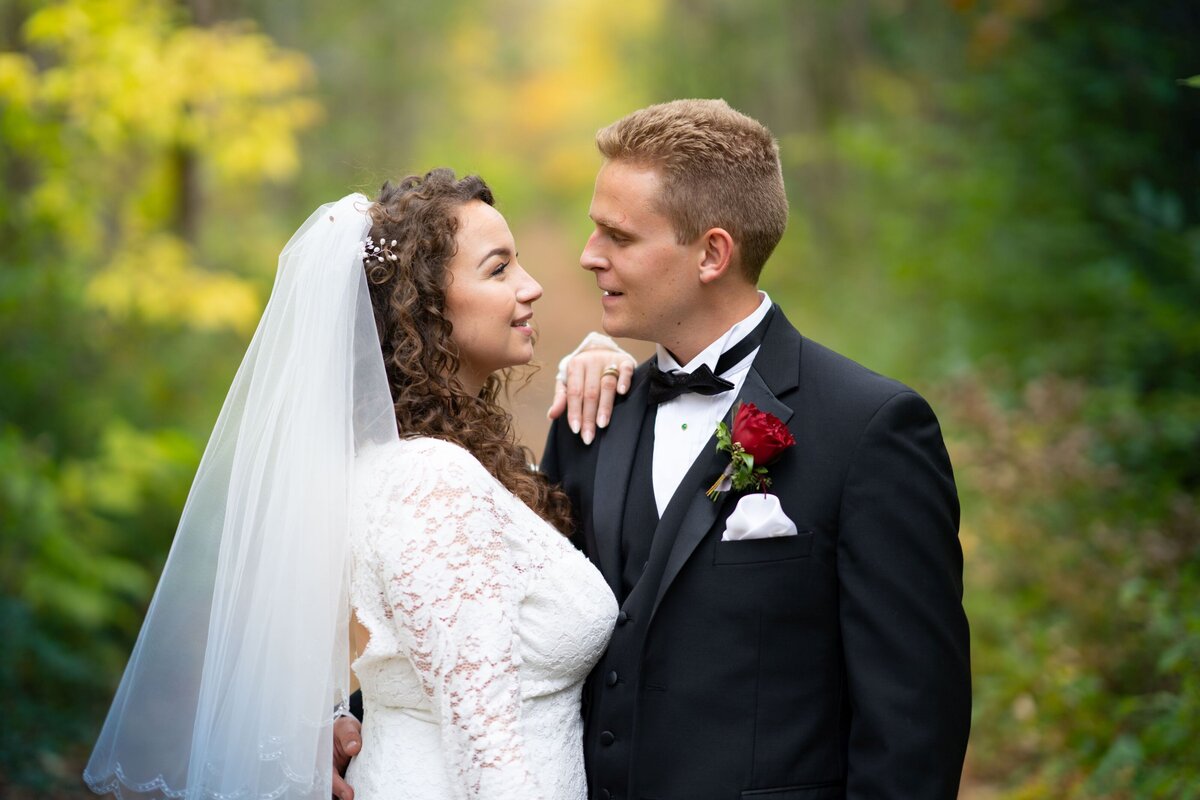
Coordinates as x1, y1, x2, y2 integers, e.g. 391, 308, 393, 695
363, 168, 574, 535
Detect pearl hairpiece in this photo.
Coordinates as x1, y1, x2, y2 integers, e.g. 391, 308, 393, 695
359, 236, 399, 264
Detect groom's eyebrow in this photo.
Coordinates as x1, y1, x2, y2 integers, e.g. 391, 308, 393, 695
591, 217, 632, 237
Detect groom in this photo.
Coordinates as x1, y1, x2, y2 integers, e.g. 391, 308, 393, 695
543, 99, 970, 799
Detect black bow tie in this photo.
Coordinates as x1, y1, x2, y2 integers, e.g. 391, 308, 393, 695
647, 364, 733, 405
646, 306, 775, 406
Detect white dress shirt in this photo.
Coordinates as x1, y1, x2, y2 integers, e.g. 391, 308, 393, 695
652, 293, 772, 516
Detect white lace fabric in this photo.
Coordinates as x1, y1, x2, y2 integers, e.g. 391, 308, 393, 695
348, 438, 616, 800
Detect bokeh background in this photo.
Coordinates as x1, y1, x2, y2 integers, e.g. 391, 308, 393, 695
2, 0, 1198, 797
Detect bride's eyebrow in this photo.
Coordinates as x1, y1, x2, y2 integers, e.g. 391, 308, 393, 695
476, 246, 513, 268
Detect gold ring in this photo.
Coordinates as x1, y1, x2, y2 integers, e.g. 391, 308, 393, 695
601, 364, 620, 379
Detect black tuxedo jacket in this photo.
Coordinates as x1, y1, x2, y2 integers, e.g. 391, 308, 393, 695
541, 307, 971, 800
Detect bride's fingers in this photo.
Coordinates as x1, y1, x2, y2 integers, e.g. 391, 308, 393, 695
561, 348, 637, 442
333, 716, 362, 770
565, 359, 585, 437
567, 350, 626, 444
596, 358, 636, 428
579, 359, 606, 445
331, 716, 361, 800
617, 359, 635, 395
546, 380, 568, 421
332, 772, 355, 800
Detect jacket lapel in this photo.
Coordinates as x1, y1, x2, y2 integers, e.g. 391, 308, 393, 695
591, 361, 653, 597
644, 418, 737, 616
648, 308, 803, 620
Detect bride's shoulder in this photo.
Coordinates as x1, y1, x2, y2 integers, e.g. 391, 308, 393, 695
399, 436, 489, 476
357, 436, 490, 492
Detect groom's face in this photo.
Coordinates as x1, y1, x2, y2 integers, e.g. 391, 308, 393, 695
581, 160, 704, 346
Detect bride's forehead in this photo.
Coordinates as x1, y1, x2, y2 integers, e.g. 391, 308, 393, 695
456, 202, 514, 248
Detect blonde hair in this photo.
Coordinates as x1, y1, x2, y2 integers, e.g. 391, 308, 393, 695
595, 99, 788, 281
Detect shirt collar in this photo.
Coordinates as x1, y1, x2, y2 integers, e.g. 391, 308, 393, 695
656, 292, 772, 374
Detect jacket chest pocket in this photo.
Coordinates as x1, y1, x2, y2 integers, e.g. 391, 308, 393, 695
713, 530, 814, 565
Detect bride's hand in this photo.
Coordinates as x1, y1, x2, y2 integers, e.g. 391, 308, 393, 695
332, 715, 362, 800
548, 346, 636, 445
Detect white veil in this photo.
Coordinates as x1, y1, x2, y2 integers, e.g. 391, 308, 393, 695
84, 194, 398, 800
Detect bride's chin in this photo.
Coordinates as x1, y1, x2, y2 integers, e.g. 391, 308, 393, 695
494, 353, 535, 374
513, 343, 536, 366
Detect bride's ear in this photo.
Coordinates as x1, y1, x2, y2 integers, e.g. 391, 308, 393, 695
697, 227, 736, 285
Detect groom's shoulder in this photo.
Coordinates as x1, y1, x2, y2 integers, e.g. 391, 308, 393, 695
797, 334, 921, 414
769, 307, 909, 399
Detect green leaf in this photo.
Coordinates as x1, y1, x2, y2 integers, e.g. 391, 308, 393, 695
1177, 75, 1200, 88
715, 421, 731, 452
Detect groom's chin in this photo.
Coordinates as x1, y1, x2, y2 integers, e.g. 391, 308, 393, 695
598, 311, 630, 340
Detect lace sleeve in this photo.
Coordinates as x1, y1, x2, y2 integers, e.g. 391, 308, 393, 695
370, 442, 543, 800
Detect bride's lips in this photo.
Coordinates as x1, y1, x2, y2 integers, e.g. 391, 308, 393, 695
511, 314, 534, 336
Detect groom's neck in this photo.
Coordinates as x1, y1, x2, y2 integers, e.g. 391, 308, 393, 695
658, 286, 762, 366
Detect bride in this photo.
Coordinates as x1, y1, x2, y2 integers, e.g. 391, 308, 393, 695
84, 169, 625, 800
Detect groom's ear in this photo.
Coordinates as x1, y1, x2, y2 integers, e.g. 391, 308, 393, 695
697, 227, 737, 285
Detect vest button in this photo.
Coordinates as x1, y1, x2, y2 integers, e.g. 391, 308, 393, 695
616, 610, 629, 625
599, 790, 612, 800
600, 730, 616, 746
606, 670, 619, 687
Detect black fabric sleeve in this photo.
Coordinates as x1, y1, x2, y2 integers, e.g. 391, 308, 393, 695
837, 391, 971, 799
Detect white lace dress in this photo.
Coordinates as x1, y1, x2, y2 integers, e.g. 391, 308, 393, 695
346, 438, 616, 800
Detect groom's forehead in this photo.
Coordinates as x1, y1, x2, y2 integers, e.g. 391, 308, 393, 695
587, 188, 632, 227
590, 186, 665, 231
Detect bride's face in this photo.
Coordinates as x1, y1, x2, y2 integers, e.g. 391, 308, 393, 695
443, 200, 543, 392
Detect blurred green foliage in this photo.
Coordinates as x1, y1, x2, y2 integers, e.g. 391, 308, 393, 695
0, 0, 318, 790
1, 0, 1197, 797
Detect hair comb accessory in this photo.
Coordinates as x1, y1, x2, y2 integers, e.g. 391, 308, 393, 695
359, 236, 400, 264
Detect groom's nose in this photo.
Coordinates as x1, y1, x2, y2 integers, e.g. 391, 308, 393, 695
580, 230, 606, 272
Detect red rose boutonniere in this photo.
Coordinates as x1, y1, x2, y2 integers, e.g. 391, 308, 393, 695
706, 402, 796, 500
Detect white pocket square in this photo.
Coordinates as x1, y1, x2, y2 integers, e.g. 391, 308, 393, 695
721, 493, 798, 541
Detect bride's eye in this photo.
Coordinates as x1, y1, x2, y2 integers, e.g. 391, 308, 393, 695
490, 261, 509, 277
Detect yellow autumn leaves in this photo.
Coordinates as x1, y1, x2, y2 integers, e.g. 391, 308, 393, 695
1, 0, 319, 334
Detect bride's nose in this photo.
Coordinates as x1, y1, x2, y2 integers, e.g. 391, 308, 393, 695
515, 266, 543, 304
